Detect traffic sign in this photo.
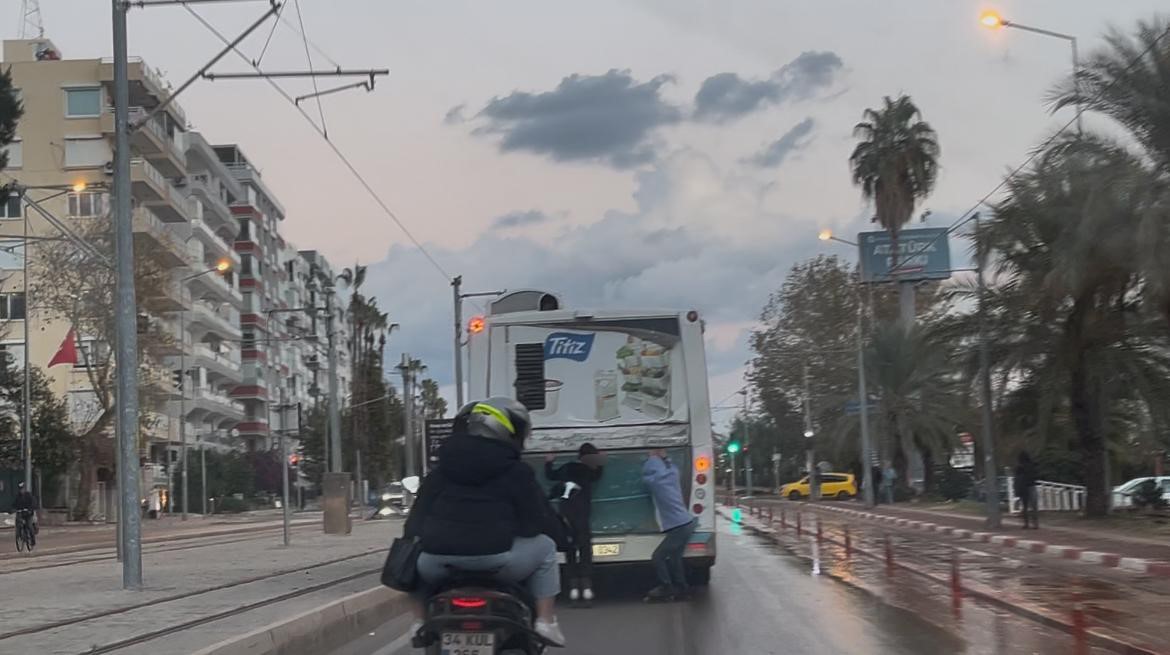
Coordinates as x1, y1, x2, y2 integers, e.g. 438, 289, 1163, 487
859, 228, 952, 283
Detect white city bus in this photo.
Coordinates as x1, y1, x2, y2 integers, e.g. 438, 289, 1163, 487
466, 290, 716, 584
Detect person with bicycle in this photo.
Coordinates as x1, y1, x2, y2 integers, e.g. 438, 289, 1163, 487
11, 482, 37, 548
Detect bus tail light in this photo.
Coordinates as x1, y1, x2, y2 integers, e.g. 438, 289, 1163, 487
692, 503, 704, 515
695, 473, 707, 485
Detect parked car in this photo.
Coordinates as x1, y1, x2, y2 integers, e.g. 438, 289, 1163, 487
780, 473, 857, 500
1112, 476, 1170, 509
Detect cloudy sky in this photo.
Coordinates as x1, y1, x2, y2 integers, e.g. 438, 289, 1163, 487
18, 0, 1168, 426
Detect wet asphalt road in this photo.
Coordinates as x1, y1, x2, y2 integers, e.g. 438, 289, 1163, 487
335, 518, 1112, 655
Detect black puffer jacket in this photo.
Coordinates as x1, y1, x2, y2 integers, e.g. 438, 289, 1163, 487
404, 433, 566, 556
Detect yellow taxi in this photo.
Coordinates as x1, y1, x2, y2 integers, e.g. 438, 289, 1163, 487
780, 473, 857, 500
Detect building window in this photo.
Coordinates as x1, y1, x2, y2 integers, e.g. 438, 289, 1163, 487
0, 293, 27, 320
1, 193, 21, 220
0, 139, 21, 169
76, 339, 103, 369
65, 87, 103, 117
0, 240, 24, 270
240, 253, 252, 275
64, 136, 111, 169
68, 191, 107, 218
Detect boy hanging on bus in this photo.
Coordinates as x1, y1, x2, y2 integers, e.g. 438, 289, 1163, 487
545, 443, 605, 605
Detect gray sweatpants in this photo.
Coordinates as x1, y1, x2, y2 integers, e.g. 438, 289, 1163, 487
416, 535, 561, 600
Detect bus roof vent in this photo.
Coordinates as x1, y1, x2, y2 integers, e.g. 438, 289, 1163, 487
489, 290, 562, 315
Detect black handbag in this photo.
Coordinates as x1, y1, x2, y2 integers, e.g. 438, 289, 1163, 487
381, 536, 422, 592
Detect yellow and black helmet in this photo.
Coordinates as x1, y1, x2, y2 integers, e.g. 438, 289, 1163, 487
455, 397, 533, 449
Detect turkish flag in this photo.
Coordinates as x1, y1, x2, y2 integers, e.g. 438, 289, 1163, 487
48, 328, 79, 367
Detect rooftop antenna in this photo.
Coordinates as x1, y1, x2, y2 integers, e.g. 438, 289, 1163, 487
19, 0, 45, 39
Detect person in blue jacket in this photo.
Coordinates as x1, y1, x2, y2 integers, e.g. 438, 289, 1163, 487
641, 449, 696, 602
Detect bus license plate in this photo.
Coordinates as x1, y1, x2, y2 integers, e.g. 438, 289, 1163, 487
441, 631, 494, 655
593, 543, 621, 557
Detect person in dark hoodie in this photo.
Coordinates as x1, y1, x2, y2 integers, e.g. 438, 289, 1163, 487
404, 397, 568, 646
1014, 450, 1040, 529
545, 443, 605, 605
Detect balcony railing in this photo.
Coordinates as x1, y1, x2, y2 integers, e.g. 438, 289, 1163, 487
194, 343, 242, 368
191, 301, 240, 334
191, 218, 236, 258
192, 387, 246, 415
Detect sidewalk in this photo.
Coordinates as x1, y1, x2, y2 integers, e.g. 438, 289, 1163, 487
812, 500, 1170, 576
0, 516, 401, 655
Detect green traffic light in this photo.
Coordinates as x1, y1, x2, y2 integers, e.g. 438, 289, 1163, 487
727, 442, 741, 454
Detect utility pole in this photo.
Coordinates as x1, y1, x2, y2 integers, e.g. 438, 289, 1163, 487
771, 448, 780, 495
803, 362, 818, 502
21, 198, 32, 497
398, 354, 416, 481
452, 275, 463, 408
278, 388, 290, 547
741, 388, 753, 498
856, 264, 875, 507
325, 288, 342, 473
179, 309, 188, 520
112, 0, 143, 590
200, 432, 207, 517
975, 213, 1001, 528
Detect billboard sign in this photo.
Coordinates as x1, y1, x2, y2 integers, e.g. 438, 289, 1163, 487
509, 320, 687, 429
424, 418, 456, 472
859, 228, 952, 283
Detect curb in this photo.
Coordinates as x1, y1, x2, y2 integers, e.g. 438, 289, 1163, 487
720, 508, 1164, 655
794, 502, 1170, 578
191, 586, 411, 655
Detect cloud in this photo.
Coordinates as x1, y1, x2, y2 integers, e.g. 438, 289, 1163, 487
466, 69, 682, 168
443, 104, 467, 125
747, 117, 816, 168
491, 209, 553, 230
362, 151, 822, 419
693, 51, 844, 123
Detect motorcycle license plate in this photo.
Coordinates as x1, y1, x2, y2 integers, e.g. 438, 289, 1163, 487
440, 631, 495, 655
593, 543, 621, 557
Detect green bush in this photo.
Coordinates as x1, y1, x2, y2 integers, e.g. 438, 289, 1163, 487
215, 496, 249, 514
935, 467, 975, 501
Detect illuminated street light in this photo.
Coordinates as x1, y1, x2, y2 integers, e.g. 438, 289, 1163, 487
214, 258, 231, 273
71, 181, 88, 193
980, 10, 1004, 29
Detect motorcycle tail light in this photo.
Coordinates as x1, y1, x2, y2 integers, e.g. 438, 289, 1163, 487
461, 621, 485, 630
452, 597, 488, 609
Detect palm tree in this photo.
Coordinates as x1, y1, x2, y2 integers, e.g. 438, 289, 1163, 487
1051, 17, 1170, 172
849, 95, 940, 240
1050, 17, 1170, 328
859, 321, 968, 490
418, 379, 448, 419
971, 136, 1170, 516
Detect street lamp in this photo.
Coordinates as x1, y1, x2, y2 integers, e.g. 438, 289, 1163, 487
451, 276, 504, 407
979, 10, 1082, 133
177, 258, 233, 521
816, 229, 875, 507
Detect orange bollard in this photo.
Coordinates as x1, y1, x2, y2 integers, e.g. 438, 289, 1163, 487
780, 508, 787, 529
796, 511, 803, 536
844, 525, 852, 558
816, 517, 823, 543
1071, 594, 1089, 655
884, 534, 894, 573
950, 548, 962, 614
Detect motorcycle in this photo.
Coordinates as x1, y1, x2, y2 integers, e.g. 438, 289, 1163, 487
412, 572, 553, 655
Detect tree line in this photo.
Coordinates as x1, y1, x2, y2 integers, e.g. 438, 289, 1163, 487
746, 17, 1170, 516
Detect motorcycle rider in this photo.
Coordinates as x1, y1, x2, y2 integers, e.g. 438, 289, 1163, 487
404, 397, 567, 647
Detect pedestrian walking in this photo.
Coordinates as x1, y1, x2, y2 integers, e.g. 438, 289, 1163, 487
871, 465, 884, 505
546, 443, 605, 606
1014, 451, 1039, 529
881, 462, 896, 505
642, 449, 696, 602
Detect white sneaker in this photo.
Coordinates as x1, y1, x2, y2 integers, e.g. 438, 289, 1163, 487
534, 619, 566, 647
569, 588, 580, 601
582, 588, 594, 602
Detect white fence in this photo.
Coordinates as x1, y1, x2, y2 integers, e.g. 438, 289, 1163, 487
1007, 479, 1085, 513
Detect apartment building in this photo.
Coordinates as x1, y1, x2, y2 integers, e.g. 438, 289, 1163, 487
0, 38, 351, 502
215, 145, 351, 454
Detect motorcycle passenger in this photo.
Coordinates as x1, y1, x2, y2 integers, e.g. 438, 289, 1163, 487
404, 397, 567, 647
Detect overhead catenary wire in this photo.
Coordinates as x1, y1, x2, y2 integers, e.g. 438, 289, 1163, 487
291, 0, 327, 137
182, 5, 455, 286
252, 0, 286, 67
